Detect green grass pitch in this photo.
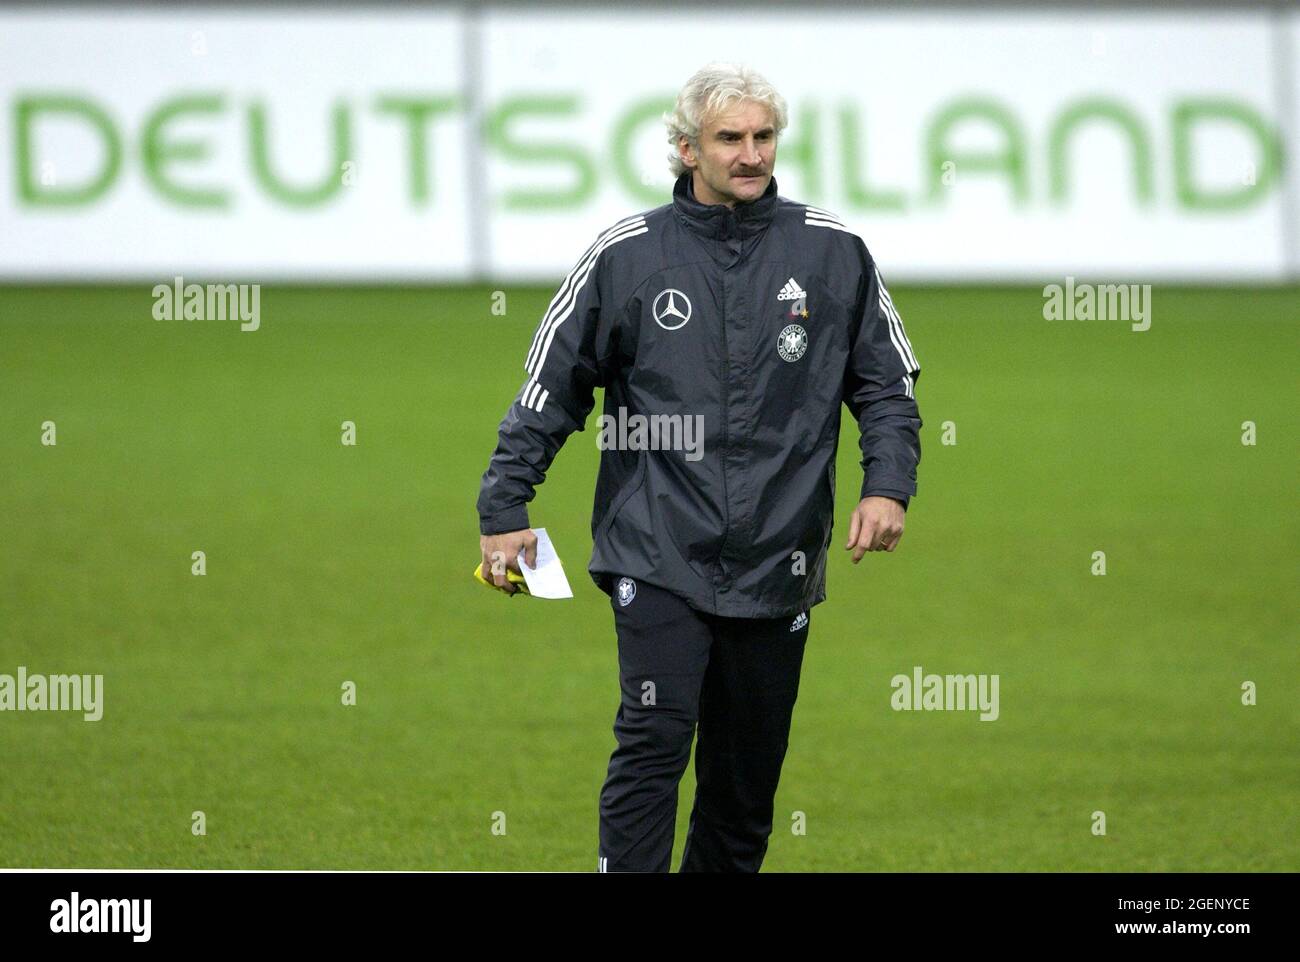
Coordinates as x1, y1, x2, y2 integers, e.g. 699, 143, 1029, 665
0, 283, 1295, 870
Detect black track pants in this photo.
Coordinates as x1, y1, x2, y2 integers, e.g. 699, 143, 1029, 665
597, 575, 810, 872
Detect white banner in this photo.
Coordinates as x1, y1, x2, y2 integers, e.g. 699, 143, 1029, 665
0, 8, 1295, 281
0, 10, 471, 280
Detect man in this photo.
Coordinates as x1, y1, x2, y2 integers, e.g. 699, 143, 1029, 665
477, 63, 921, 872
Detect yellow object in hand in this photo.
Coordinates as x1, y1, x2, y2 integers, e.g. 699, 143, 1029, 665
472, 561, 531, 596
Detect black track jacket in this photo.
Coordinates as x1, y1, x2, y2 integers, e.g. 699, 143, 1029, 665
477, 172, 922, 618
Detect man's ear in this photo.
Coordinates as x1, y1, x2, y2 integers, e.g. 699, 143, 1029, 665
678, 137, 696, 169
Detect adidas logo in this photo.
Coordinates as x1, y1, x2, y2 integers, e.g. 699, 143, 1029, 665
777, 278, 805, 301
790, 611, 808, 632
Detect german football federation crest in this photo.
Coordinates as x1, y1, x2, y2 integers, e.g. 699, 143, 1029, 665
616, 577, 637, 606
777, 324, 808, 362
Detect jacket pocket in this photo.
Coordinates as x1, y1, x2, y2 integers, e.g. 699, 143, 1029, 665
594, 449, 648, 543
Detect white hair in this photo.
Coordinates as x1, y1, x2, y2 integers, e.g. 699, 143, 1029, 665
663, 62, 789, 178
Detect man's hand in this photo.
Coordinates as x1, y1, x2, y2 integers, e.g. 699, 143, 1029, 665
845, 496, 905, 563
479, 528, 538, 594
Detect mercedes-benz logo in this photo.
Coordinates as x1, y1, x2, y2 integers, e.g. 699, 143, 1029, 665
652, 289, 692, 331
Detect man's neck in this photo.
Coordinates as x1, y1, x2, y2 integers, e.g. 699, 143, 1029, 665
690, 172, 738, 209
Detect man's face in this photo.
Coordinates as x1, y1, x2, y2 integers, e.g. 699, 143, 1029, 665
679, 99, 776, 209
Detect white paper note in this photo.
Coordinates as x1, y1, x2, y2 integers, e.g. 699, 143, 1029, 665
517, 527, 573, 599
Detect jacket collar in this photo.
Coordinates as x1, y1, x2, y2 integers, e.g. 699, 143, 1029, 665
673, 170, 779, 241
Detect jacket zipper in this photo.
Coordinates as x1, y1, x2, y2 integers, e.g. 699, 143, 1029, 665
715, 263, 732, 581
